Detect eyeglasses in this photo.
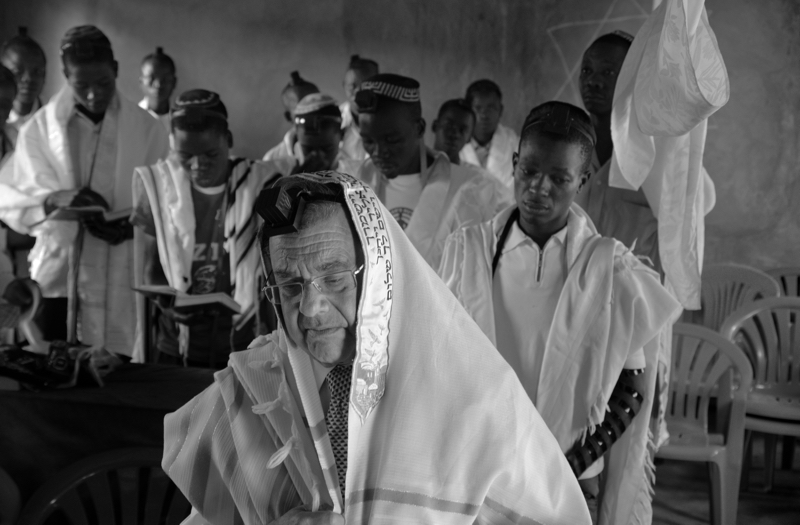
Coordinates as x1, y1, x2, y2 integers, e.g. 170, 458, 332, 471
263, 265, 364, 305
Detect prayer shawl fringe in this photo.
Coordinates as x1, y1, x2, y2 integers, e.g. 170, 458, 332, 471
439, 203, 681, 525
609, 0, 729, 310
356, 149, 510, 270
163, 171, 590, 524
133, 156, 291, 358
0, 86, 168, 357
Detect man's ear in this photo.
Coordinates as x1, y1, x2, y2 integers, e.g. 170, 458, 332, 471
226, 130, 234, 149
578, 169, 591, 191
112, 60, 119, 78
431, 118, 440, 132
512, 151, 519, 169
499, 103, 504, 119
416, 117, 426, 137
284, 110, 291, 123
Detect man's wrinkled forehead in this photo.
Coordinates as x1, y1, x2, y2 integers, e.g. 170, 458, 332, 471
268, 205, 358, 275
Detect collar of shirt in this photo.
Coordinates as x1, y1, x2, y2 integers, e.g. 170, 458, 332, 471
503, 219, 568, 255
470, 136, 492, 153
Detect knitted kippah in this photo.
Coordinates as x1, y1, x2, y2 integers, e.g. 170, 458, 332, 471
171, 89, 227, 121
294, 93, 341, 118
358, 73, 420, 103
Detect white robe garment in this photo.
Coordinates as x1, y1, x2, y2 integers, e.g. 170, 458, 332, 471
459, 123, 519, 189
356, 149, 511, 269
2, 86, 168, 355
439, 204, 681, 525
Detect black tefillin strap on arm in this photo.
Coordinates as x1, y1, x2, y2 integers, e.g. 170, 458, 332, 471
565, 368, 647, 478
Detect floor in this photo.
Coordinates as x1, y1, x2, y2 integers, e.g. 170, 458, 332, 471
652, 434, 800, 524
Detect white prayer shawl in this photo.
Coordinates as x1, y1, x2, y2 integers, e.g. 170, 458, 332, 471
163, 171, 590, 525
263, 129, 302, 162
439, 204, 681, 525
339, 100, 367, 161
132, 156, 294, 359
356, 150, 510, 269
5, 99, 41, 147
138, 98, 172, 133
608, 0, 728, 310
459, 123, 519, 189
0, 86, 168, 355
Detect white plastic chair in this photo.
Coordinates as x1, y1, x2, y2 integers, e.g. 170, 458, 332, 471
685, 263, 781, 331
721, 297, 800, 492
768, 267, 800, 297
656, 323, 753, 525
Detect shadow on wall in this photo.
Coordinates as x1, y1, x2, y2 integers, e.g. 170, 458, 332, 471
1, 0, 799, 270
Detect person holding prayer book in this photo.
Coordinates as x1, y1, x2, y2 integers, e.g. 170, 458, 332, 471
0, 25, 168, 351
132, 89, 294, 368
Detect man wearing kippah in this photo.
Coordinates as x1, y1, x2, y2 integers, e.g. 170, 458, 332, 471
459, 79, 519, 189
339, 55, 378, 161
263, 71, 318, 162
355, 73, 508, 269
132, 89, 295, 367
1, 25, 168, 354
289, 93, 360, 175
439, 101, 681, 524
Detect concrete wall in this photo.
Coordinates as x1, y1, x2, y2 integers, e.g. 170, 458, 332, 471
1, 0, 798, 270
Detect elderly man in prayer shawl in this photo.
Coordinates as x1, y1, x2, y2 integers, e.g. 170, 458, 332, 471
263, 71, 319, 162
439, 101, 682, 524
459, 79, 519, 189
131, 89, 294, 366
1, 27, 47, 147
0, 25, 168, 355
339, 55, 378, 161
163, 170, 590, 525
138, 46, 177, 132
354, 74, 509, 269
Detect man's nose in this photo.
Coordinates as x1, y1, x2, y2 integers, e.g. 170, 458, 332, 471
528, 175, 551, 194
299, 284, 330, 318
585, 73, 604, 89
189, 156, 201, 170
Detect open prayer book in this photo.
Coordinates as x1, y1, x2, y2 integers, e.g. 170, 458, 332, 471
33, 206, 132, 226
133, 285, 242, 315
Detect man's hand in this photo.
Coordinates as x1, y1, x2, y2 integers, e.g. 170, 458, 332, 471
44, 188, 108, 215
271, 506, 344, 525
82, 215, 134, 245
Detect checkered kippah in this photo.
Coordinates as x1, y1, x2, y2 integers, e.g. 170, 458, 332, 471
359, 73, 420, 103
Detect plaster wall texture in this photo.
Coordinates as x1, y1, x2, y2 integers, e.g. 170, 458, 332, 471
1, 0, 797, 270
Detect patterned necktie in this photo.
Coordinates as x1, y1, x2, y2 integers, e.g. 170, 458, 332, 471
325, 364, 352, 502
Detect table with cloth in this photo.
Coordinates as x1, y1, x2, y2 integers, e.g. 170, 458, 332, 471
0, 363, 215, 505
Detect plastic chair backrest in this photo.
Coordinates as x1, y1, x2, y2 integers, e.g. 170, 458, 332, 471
697, 264, 781, 331
721, 297, 800, 397
17, 448, 191, 525
767, 267, 800, 297
668, 324, 753, 443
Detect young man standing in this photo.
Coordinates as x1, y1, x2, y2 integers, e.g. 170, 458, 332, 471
132, 89, 294, 367
290, 93, 360, 175
138, 46, 177, 132
355, 74, 507, 269
263, 71, 318, 162
3, 25, 168, 352
339, 54, 378, 161
459, 79, 519, 189
431, 98, 475, 165
439, 102, 680, 524
0, 27, 47, 146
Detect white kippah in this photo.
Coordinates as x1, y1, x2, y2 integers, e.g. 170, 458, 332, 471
294, 93, 339, 116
